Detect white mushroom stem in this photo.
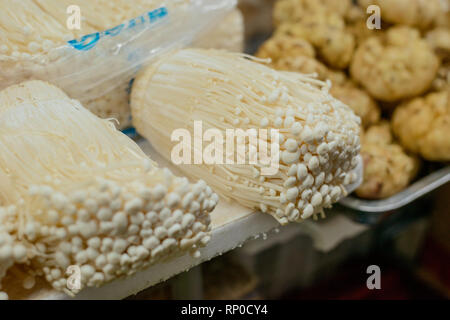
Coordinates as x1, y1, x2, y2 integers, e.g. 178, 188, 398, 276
0, 80, 218, 298
131, 49, 361, 225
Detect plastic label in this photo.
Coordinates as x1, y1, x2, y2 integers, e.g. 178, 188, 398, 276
67, 7, 169, 51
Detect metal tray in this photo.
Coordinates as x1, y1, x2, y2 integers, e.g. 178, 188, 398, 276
340, 166, 450, 213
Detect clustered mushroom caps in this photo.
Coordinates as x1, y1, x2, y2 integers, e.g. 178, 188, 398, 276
131, 48, 361, 226
256, 34, 316, 62
256, 35, 380, 128
355, 121, 420, 200
255, 34, 328, 81
426, 28, 450, 59
0, 81, 218, 300
344, 4, 385, 47
267, 0, 448, 201
436, 0, 450, 28
329, 82, 381, 128
273, 0, 352, 27
275, 11, 355, 70
357, 0, 444, 30
350, 26, 440, 102
426, 27, 450, 92
392, 90, 450, 162
432, 63, 450, 92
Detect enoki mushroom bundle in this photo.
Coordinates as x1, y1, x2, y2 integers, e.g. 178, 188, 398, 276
0, 81, 217, 299
131, 48, 361, 225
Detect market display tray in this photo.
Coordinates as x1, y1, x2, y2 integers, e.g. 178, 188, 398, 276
340, 166, 450, 213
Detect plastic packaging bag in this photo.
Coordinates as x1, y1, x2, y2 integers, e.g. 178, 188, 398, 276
0, 0, 237, 128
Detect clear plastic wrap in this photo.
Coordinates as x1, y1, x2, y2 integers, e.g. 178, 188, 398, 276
0, 0, 237, 128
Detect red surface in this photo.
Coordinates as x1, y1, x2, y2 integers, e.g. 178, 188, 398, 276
419, 235, 450, 290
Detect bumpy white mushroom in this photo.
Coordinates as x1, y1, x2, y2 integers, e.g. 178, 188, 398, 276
131, 49, 361, 225
0, 81, 217, 299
